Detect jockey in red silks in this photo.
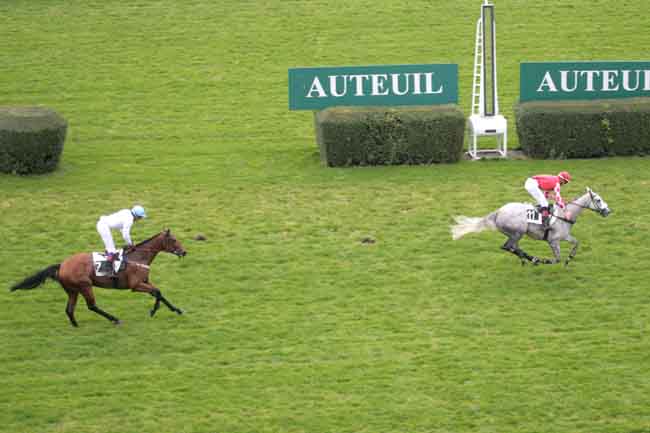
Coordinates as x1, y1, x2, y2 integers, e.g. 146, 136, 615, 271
524, 171, 571, 227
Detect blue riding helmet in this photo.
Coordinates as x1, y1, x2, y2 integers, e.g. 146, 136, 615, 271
132, 205, 147, 218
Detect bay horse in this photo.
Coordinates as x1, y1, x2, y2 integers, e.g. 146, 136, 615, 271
451, 188, 612, 265
10, 229, 187, 326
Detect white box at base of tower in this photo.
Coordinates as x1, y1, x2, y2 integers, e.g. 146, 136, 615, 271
468, 0, 507, 160
468, 114, 507, 159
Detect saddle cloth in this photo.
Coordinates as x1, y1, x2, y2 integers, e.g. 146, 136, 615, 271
92, 249, 125, 277
525, 205, 557, 226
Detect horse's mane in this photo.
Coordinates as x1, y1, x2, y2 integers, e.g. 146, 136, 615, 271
569, 189, 591, 204
134, 231, 164, 248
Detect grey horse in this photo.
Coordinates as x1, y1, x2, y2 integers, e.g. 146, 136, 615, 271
451, 187, 612, 265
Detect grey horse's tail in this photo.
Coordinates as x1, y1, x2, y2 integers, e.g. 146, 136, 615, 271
451, 212, 497, 240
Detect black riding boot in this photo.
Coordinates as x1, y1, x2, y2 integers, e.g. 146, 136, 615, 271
540, 207, 550, 228
104, 252, 118, 274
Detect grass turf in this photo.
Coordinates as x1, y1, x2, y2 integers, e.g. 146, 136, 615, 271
1, 1, 650, 432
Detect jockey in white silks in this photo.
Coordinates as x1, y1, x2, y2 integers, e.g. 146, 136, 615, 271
96, 205, 147, 263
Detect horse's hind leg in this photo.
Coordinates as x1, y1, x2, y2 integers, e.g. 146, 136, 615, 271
65, 291, 79, 327
80, 287, 121, 325
500, 234, 521, 253
500, 234, 535, 264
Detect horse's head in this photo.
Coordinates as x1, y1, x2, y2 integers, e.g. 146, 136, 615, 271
162, 229, 187, 257
585, 187, 612, 217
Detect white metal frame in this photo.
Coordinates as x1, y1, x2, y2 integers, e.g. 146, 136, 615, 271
468, 0, 507, 160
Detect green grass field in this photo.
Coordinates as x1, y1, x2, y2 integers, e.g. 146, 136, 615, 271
2, 1, 650, 432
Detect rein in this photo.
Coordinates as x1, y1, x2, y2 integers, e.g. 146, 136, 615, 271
559, 190, 601, 224
127, 247, 162, 254
124, 237, 175, 259
554, 215, 575, 225
568, 190, 601, 212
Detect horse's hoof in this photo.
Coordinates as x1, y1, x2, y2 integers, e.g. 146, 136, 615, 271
113, 320, 121, 326
150, 310, 156, 317
531, 257, 540, 266
176, 309, 184, 315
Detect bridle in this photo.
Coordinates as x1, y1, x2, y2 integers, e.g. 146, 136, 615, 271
571, 190, 607, 212
564, 189, 609, 220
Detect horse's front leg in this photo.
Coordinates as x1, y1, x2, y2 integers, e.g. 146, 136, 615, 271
152, 288, 184, 316
544, 240, 562, 264
132, 282, 183, 317
564, 235, 579, 265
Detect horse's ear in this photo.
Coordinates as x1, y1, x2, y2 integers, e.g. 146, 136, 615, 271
164, 228, 170, 236
585, 186, 592, 193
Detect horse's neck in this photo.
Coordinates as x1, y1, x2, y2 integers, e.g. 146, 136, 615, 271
566, 194, 590, 219
129, 237, 164, 265
132, 250, 159, 265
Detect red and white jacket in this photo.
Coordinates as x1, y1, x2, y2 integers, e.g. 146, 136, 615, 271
532, 175, 566, 208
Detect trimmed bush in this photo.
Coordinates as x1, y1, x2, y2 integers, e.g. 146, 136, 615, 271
314, 105, 465, 167
515, 98, 650, 159
0, 106, 67, 174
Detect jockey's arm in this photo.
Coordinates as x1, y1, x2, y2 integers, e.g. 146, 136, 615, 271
554, 184, 566, 208
121, 222, 133, 246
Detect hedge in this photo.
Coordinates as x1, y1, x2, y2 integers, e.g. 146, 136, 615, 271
314, 105, 465, 167
515, 98, 650, 159
0, 106, 67, 175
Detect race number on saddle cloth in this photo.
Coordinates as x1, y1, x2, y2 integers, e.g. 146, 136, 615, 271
96, 205, 147, 273
92, 249, 126, 276
524, 171, 571, 227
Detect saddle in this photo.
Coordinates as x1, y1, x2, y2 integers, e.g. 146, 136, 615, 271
525, 204, 556, 226
92, 250, 127, 277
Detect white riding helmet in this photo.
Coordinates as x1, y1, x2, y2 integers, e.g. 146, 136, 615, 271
132, 205, 147, 218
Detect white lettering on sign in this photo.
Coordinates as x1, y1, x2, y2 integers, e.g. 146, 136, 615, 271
305, 72, 444, 98
371, 74, 389, 96
536, 69, 650, 94
349, 74, 369, 96
329, 75, 347, 97
306, 77, 327, 98
537, 71, 558, 92
622, 70, 641, 91
602, 70, 619, 91
580, 70, 600, 91
560, 71, 578, 92
391, 74, 409, 96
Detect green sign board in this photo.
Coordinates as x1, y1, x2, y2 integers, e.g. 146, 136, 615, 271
520, 61, 650, 102
289, 64, 458, 110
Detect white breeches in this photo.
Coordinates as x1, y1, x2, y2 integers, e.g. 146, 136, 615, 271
96, 219, 116, 253
524, 178, 549, 207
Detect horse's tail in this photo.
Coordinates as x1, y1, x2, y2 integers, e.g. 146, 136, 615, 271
451, 212, 498, 240
10, 264, 60, 291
